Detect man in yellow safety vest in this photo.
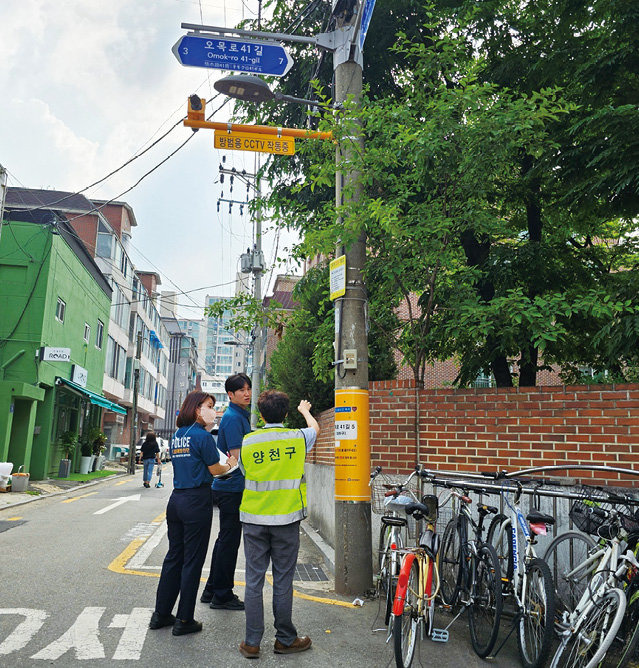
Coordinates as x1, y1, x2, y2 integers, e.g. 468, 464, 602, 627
237, 390, 319, 659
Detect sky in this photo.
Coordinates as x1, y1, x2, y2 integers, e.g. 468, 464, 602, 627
0, 0, 302, 320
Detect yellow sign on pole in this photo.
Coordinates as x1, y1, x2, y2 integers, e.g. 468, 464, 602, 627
329, 255, 346, 301
334, 389, 370, 502
214, 131, 295, 155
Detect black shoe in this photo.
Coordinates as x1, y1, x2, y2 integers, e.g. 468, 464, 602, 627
210, 594, 245, 610
149, 611, 175, 629
172, 619, 203, 636
200, 591, 214, 604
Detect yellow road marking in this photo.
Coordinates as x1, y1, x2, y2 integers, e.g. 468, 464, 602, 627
61, 491, 99, 504
115, 479, 133, 486
151, 511, 166, 523
7, 516, 23, 521
109, 531, 357, 609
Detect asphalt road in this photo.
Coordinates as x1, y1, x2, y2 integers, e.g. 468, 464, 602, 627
0, 471, 521, 666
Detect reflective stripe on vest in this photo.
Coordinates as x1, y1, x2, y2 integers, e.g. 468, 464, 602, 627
240, 428, 307, 526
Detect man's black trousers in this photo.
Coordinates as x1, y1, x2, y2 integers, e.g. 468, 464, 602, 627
203, 490, 243, 603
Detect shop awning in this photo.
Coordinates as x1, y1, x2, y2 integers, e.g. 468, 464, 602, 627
56, 378, 127, 415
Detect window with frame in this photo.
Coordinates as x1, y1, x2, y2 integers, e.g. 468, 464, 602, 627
83, 323, 91, 343
96, 319, 104, 349
55, 297, 66, 322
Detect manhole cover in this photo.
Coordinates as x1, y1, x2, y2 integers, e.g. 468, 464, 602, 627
294, 563, 328, 582
0, 520, 26, 533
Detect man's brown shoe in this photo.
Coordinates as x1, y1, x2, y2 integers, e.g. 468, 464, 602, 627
239, 641, 260, 659
273, 636, 312, 654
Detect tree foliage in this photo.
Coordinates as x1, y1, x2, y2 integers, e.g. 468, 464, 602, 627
225, 0, 639, 388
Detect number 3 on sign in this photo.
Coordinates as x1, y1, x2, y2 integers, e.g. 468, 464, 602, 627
335, 421, 357, 440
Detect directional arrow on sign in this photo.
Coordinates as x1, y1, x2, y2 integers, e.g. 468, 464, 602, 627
172, 34, 294, 77
94, 494, 141, 516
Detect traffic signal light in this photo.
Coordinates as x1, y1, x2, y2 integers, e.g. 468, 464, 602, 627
187, 95, 206, 122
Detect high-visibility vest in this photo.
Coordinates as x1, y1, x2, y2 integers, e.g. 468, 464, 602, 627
240, 428, 307, 525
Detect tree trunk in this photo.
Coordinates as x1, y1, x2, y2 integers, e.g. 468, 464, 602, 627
460, 230, 512, 387
521, 154, 543, 387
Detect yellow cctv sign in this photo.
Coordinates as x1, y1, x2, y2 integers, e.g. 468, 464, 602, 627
334, 389, 370, 502
214, 131, 295, 155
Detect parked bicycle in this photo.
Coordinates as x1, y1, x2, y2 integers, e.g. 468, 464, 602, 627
542, 486, 639, 668
392, 491, 447, 667
370, 466, 421, 633
484, 477, 556, 668
436, 479, 503, 658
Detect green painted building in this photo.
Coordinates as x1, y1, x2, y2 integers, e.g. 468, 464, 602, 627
0, 208, 124, 479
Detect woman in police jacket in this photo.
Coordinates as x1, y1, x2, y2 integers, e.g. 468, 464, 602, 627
150, 391, 237, 636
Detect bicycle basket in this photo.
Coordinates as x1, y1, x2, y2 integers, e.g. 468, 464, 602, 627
370, 473, 418, 516
568, 485, 635, 537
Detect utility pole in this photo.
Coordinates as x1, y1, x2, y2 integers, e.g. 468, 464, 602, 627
177, 0, 375, 593
224, 163, 264, 429
332, 1, 372, 595
250, 157, 263, 429
128, 332, 143, 475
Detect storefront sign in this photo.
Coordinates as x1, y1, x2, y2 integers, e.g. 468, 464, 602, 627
334, 388, 370, 502
41, 347, 71, 362
72, 364, 88, 388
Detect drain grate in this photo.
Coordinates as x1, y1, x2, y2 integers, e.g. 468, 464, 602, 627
0, 520, 26, 533
294, 563, 328, 582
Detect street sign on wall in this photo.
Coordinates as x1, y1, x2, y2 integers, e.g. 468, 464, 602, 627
214, 131, 295, 155
172, 34, 294, 77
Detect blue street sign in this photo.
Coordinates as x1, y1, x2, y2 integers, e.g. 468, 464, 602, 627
172, 34, 294, 77
358, 0, 377, 51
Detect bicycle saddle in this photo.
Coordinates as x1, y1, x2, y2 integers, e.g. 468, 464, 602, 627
527, 509, 555, 525
405, 501, 436, 522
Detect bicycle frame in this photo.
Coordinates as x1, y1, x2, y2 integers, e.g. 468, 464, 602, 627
493, 490, 538, 609
393, 519, 440, 636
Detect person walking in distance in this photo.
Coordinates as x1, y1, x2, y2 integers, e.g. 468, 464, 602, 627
201, 373, 252, 610
238, 391, 319, 659
150, 391, 237, 636
141, 432, 161, 489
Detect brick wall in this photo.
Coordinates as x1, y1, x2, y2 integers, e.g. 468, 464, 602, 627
309, 380, 639, 487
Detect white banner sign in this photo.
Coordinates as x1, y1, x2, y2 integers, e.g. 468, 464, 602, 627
41, 347, 71, 362
335, 420, 358, 440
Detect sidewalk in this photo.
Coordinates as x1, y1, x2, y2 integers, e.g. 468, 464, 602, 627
0, 462, 129, 510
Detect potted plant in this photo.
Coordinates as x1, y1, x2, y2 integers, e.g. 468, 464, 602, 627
89, 427, 107, 471
79, 439, 93, 475
58, 431, 77, 478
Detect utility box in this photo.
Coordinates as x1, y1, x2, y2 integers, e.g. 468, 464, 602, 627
241, 251, 252, 274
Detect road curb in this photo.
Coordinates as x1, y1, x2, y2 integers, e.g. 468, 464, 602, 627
0, 471, 130, 511
301, 520, 335, 575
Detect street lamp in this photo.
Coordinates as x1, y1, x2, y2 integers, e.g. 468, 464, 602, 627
214, 74, 326, 109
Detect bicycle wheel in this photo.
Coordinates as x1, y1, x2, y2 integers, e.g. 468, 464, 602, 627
393, 559, 420, 668
468, 543, 503, 658
379, 524, 403, 626
543, 530, 596, 616
517, 557, 556, 668
550, 587, 626, 668
438, 517, 463, 608
487, 513, 513, 582
602, 612, 639, 668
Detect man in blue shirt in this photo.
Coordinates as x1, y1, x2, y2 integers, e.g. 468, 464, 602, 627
201, 373, 252, 610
